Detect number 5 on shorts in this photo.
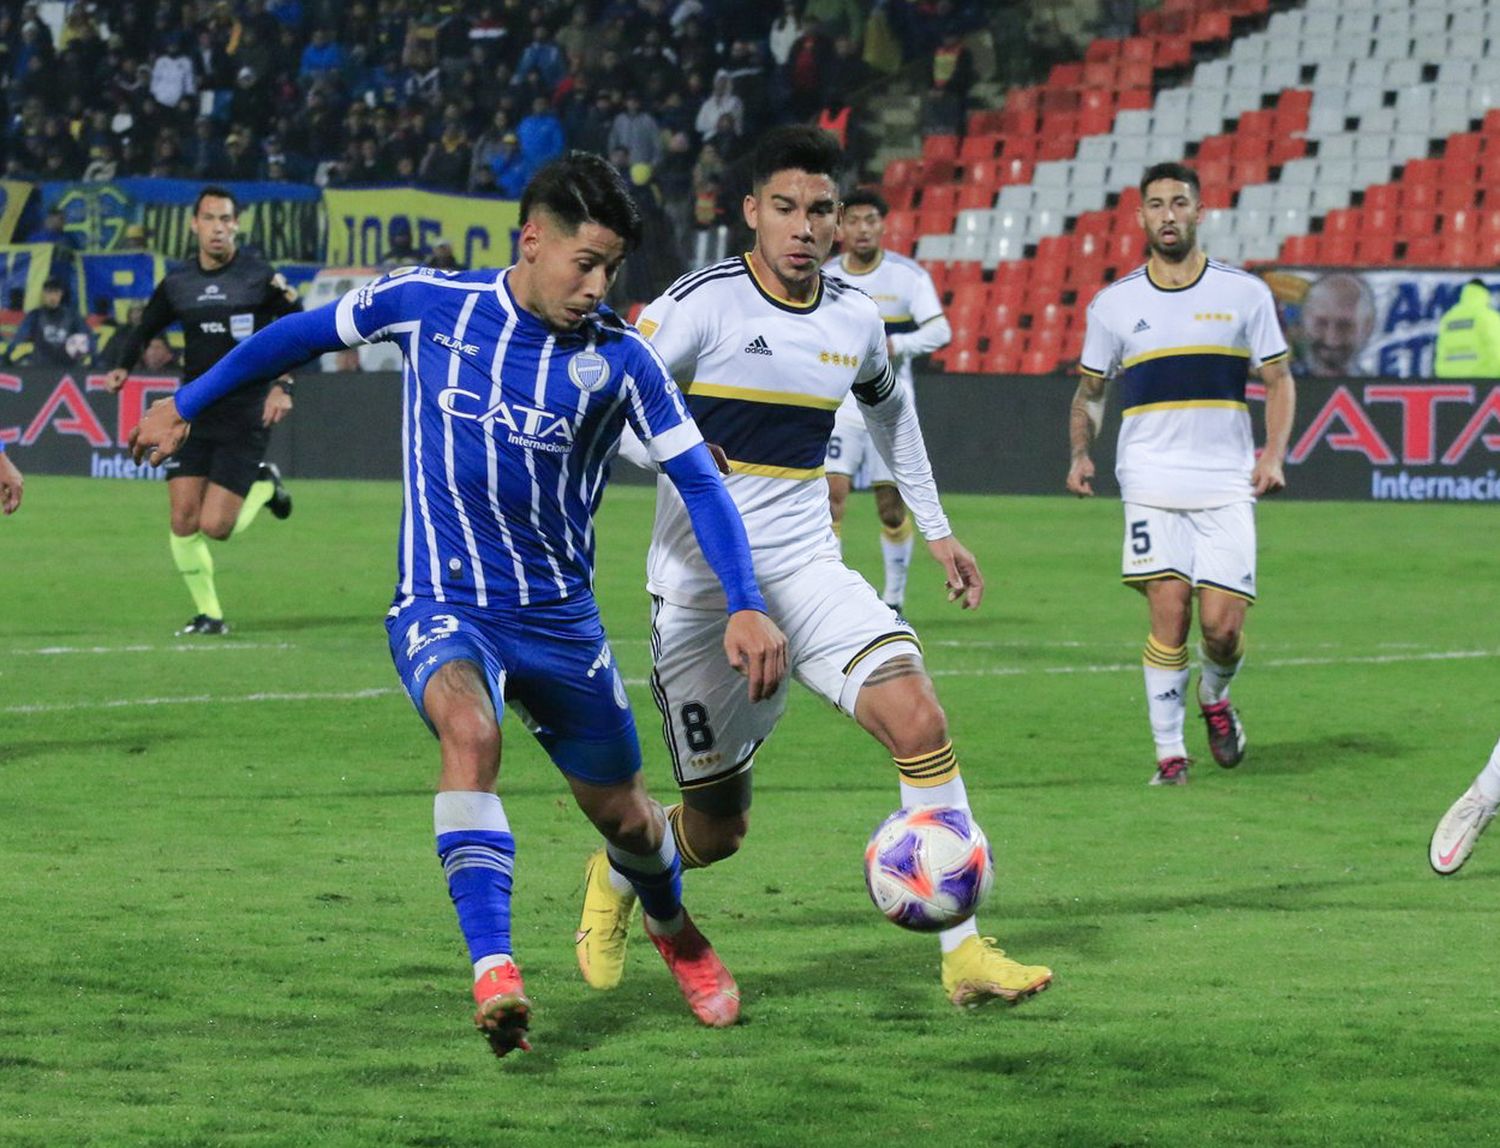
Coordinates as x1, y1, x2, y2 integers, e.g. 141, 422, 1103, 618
1129, 520, 1151, 555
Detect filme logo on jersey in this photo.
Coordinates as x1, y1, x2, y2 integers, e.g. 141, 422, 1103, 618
743, 335, 773, 356
433, 331, 480, 356
437, 386, 576, 453
567, 350, 611, 392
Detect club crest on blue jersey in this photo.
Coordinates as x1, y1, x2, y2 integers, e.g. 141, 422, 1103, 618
568, 350, 611, 393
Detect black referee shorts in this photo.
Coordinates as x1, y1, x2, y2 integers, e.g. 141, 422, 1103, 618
162, 416, 271, 498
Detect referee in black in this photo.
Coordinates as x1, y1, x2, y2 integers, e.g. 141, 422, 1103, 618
106, 186, 302, 635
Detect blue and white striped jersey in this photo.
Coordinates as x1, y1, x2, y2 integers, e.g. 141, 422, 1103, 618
334, 265, 702, 608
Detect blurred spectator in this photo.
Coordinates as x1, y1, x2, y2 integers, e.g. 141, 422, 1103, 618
83, 142, 120, 182
151, 34, 197, 110
419, 120, 473, 190
223, 131, 262, 180
784, 16, 831, 120
427, 237, 462, 270
300, 26, 348, 80
120, 224, 151, 252
470, 111, 514, 183
555, 4, 594, 69
7, 278, 93, 368
725, 39, 771, 130
803, 0, 865, 41
630, 28, 679, 93
187, 118, 229, 181
768, 1, 803, 66
573, 90, 618, 156
377, 218, 423, 269
140, 334, 181, 373
695, 70, 744, 138
927, 28, 975, 133
512, 24, 565, 92
194, 28, 234, 90
102, 301, 146, 367
30, 209, 80, 250
347, 137, 394, 182
608, 92, 662, 169
825, 35, 872, 105
517, 96, 565, 169
703, 112, 744, 165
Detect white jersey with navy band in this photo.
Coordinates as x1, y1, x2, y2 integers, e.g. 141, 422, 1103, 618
637, 255, 892, 609
334, 265, 701, 609
1079, 257, 1289, 510
823, 248, 946, 399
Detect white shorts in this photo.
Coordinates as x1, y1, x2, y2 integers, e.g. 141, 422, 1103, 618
1120, 501, 1257, 602
649, 558, 921, 789
826, 401, 893, 486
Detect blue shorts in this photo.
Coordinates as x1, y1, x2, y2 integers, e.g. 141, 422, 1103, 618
385, 595, 641, 786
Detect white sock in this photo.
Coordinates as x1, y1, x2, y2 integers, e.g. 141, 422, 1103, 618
1143, 637, 1190, 760
1197, 637, 1245, 704
606, 864, 635, 896
1475, 737, 1500, 803
880, 521, 914, 606
473, 953, 513, 980
900, 776, 982, 953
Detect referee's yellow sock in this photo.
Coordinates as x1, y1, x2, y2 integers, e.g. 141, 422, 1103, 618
169, 531, 223, 619
232, 479, 275, 537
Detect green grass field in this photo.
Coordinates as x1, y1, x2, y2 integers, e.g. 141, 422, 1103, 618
3, 477, 1498, 1147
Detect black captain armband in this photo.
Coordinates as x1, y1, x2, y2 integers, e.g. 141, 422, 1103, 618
851, 362, 897, 406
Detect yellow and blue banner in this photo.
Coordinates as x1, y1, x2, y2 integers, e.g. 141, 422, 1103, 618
323, 188, 519, 269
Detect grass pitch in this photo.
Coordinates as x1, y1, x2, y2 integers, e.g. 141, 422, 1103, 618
2, 477, 1497, 1147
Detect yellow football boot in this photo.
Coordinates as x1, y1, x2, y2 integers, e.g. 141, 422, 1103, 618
941, 936, 1053, 1008
575, 849, 638, 989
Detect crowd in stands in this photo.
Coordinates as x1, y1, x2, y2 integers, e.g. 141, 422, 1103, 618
1, 0, 990, 298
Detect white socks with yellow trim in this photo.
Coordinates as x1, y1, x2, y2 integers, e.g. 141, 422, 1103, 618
895, 743, 979, 954
880, 517, 914, 607
1143, 635, 1189, 760
1197, 634, 1245, 705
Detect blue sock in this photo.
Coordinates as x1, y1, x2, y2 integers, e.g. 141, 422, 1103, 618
606, 819, 683, 926
434, 791, 515, 964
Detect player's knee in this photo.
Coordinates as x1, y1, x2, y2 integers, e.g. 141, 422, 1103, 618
200, 518, 234, 541
1200, 618, 1243, 659
877, 505, 906, 530
891, 696, 949, 758
170, 512, 199, 536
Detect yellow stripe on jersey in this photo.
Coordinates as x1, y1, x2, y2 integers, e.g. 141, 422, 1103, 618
1078, 363, 1108, 379
686, 381, 843, 411
1121, 345, 1251, 369
1122, 399, 1250, 416
726, 460, 826, 480
745, 253, 821, 309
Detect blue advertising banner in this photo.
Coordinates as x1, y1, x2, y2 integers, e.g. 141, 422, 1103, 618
42, 179, 322, 261
79, 252, 166, 321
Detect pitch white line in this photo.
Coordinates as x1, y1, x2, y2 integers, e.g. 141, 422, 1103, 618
3, 687, 398, 716
10, 643, 297, 656
9, 649, 1495, 718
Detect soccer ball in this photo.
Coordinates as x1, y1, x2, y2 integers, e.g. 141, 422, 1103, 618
863, 805, 994, 932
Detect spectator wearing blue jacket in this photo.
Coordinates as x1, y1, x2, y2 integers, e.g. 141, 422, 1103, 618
512, 25, 565, 94
299, 26, 346, 79
516, 96, 565, 169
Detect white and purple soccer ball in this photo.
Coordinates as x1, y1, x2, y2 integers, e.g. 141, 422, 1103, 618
864, 806, 994, 932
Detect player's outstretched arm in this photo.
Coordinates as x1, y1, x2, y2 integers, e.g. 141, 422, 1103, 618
1067, 373, 1106, 497
0, 449, 23, 515
926, 534, 984, 610
660, 442, 787, 701
131, 305, 346, 464
1252, 359, 1296, 496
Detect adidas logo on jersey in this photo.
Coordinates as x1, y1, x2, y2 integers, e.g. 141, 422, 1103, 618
1132, 318, 1151, 333
743, 335, 773, 355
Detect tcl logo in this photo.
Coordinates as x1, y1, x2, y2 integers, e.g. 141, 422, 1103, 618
200, 321, 227, 334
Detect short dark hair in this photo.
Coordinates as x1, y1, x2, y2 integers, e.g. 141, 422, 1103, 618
749, 124, 843, 191
193, 185, 238, 215
520, 151, 643, 250
842, 187, 889, 216
1468, 277, 1488, 289
1139, 162, 1200, 199
42, 276, 63, 291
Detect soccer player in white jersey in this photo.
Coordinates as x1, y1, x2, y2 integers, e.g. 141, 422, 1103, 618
823, 188, 952, 610
580, 125, 1053, 1009
1067, 162, 1297, 786
1430, 736, 1500, 874
130, 153, 788, 1056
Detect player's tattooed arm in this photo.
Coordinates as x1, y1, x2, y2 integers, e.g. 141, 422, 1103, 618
1252, 358, 1296, 496
1066, 374, 1106, 497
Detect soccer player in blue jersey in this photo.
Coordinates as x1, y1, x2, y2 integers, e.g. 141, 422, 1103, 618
130, 152, 787, 1057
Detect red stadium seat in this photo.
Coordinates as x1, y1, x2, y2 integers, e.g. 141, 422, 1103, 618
1403, 235, 1441, 264
922, 135, 959, 163
884, 159, 919, 188
965, 159, 1000, 188
1121, 36, 1154, 63
1085, 39, 1122, 62
1396, 209, 1438, 237
956, 185, 995, 211
1193, 11, 1231, 41
1038, 133, 1079, 162
921, 184, 959, 215
1356, 235, 1397, 263
959, 134, 1001, 162
919, 159, 957, 185
1318, 234, 1356, 264
1155, 36, 1191, 68
1362, 183, 1400, 212
983, 347, 1021, 374
1078, 106, 1115, 135
947, 348, 982, 374
1020, 349, 1059, 375
1280, 234, 1317, 263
